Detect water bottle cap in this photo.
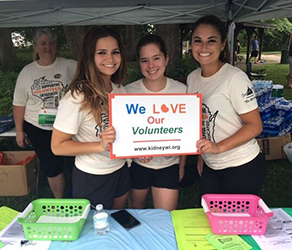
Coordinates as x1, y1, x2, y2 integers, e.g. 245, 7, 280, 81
96, 204, 103, 210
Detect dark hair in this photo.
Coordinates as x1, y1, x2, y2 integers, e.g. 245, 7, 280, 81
68, 26, 127, 125
136, 34, 168, 59
191, 15, 230, 64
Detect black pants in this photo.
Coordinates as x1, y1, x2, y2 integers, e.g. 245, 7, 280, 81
23, 121, 64, 177
199, 152, 266, 198
72, 163, 130, 209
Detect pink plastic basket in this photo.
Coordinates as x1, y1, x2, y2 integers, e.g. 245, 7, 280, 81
201, 194, 273, 235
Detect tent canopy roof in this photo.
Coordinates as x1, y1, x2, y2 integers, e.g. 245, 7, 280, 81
0, 0, 292, 27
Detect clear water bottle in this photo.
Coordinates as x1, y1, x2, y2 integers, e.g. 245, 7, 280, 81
93, 204, 109, 235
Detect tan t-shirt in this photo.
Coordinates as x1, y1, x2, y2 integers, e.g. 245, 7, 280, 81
13, 57, 77, 130
187, 63, 260, 170
125, 78, 187, 169
53, 83, 127, 175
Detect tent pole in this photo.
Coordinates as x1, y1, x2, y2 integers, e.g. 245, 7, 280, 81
228, 22, 235, 65
258, 28, 264, 61
227, 0, 235, 65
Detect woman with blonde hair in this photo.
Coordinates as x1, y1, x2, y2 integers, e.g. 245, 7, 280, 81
13, 28, 76, 198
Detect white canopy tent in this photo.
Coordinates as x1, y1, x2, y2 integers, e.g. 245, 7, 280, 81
0, 0, 291, 27
1, 0, 292, 65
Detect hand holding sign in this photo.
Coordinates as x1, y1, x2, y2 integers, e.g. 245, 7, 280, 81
100, 126, 116, 151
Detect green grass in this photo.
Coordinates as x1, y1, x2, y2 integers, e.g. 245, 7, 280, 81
259, 159, 292, 208
252, 63, 292, 100
261, 51, 280, 55
253, 63, 288, 84
239, 50, 281, 55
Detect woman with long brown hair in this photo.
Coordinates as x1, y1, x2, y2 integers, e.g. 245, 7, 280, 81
187, 15, 266, 198
51, 27, 129, 209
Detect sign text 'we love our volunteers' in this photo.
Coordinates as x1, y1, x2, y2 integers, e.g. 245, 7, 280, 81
109, 93, 202, 159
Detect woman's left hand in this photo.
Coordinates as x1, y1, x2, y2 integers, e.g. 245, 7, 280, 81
137, 156, 153, 163
196, 139, 221, 154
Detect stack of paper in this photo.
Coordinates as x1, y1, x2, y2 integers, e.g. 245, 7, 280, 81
252, 208, 292, 250
0, 206, 51, 250
171, 208, 215, 249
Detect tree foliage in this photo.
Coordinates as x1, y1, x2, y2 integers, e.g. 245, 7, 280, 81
0, 71, 18, 115
238, 18, 292, 52
263, 18, 292, 51
238, 17, 292, 51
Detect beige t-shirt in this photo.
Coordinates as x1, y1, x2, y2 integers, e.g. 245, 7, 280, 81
53, 83, 127, 175
187, 63, 260, 170
125, 77, 187, 169
13, 57, 77, 130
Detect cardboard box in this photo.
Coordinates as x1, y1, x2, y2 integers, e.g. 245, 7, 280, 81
0, 151, 38, 196
257, 133, 291, 161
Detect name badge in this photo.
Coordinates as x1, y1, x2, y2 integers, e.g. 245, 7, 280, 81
38, 107, 57, 126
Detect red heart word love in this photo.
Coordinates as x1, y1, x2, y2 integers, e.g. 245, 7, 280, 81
153, 104, 186, 114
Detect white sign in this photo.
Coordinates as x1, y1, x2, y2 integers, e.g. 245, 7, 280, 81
109, 93, 202, 159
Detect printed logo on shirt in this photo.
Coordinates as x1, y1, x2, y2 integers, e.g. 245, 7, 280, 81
242, 86, 253, 98
95, 112, 109, 138
31, 76, 66, 108
242, 86, 256, 103
202, 103, 218, 142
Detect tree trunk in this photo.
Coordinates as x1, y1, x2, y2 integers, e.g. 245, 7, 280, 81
125, 25, 137, 62
0, 28, 17, 71
63, 26, 89, 60
155, 24, 180, 74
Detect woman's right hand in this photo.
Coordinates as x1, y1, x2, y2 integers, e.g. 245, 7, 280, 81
16, 131, 27, 148
100, 126, 116, 151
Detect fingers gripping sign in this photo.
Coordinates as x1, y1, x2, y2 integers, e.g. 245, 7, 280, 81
137, 156, 153, 164
196, 139, 221, 154
100, 126, 116, 151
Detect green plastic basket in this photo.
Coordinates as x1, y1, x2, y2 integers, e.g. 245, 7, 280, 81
17, 198, 90, 241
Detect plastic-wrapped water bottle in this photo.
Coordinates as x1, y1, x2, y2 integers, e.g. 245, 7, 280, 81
93, 204, 109, 235
252, 80, 274, 106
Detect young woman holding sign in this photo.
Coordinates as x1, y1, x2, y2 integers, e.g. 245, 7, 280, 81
51, 27, 130, 209
187, 15, 266, 198
126, 34, 187, 211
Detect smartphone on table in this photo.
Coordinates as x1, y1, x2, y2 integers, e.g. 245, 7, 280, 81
110, 210, 141, 230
